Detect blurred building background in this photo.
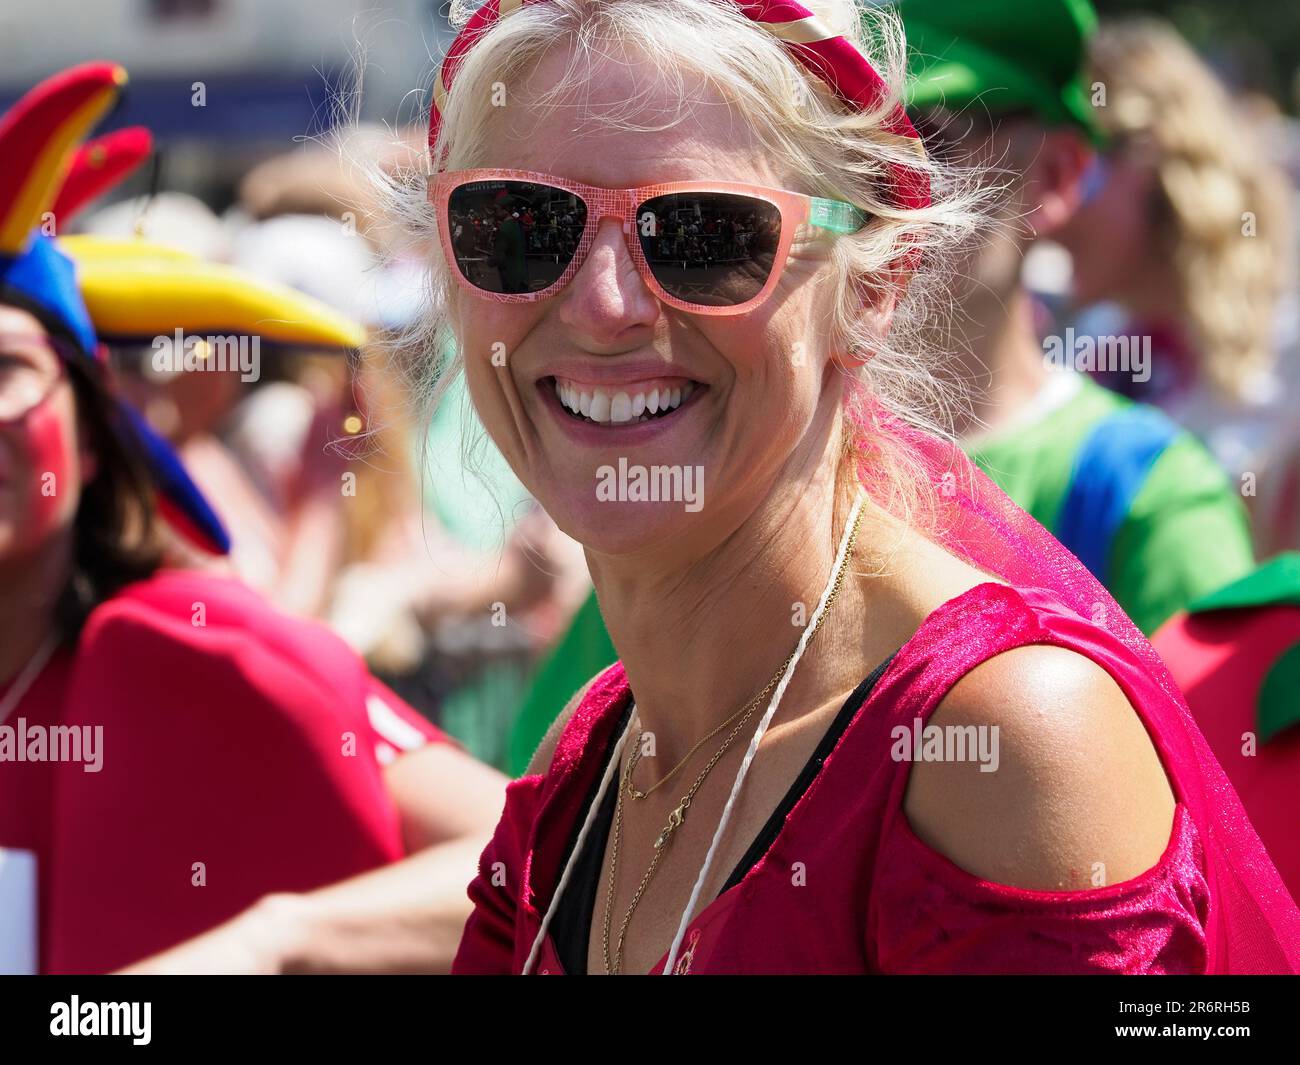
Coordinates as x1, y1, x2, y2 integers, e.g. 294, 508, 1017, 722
0, 0, 449, 205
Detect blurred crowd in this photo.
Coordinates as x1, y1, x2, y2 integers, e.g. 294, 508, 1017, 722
62, 11, 1299, 775
69, 125, 594, 770
5, 0, 1300, 976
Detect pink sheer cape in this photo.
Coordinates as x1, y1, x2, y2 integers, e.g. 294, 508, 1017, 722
864, 421, 1300, 972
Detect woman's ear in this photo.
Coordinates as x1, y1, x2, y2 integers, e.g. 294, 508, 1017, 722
1022, 128, 1094, 239
832, 272, 902, 369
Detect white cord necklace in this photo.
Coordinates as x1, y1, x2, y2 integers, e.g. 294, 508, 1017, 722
521, 492, 866, 975
520, 702, 640, 976
0, 633, 61, 728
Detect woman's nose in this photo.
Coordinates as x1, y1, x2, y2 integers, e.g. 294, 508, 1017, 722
557, 216, 660, 335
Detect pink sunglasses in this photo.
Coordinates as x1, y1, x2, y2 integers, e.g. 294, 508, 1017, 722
430, 168, 869, 316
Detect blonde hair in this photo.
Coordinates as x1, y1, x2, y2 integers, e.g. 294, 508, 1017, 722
371, 0, 994, 527
1090, 18, 1294, 404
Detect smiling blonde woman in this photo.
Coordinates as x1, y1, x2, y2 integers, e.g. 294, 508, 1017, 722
383, 0, 1300, 974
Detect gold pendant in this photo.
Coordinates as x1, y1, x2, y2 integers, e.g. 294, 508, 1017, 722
654, 801, 688, 850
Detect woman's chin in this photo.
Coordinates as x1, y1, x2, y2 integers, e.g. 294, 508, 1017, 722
546, 492, 707, 557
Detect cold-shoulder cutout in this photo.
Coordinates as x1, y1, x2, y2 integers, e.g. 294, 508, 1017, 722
873, 800, 1210, 973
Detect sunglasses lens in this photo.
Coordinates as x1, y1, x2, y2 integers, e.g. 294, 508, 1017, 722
446, 180, 587, 295
637, 193, 781, 307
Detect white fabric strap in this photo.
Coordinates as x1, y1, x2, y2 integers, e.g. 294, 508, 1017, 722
520, 703, 640, 975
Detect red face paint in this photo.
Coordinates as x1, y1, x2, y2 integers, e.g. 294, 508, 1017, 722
0, 386, 80, 555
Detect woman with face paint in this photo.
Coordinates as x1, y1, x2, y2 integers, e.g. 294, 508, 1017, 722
0, 63, 506, 975
402, 0, 1300, 974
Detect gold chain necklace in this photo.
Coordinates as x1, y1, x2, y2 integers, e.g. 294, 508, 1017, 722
624, 662, 783, 801
600, 504, 864, 975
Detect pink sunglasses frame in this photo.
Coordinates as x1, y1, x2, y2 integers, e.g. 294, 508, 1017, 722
429, 168, 868, 316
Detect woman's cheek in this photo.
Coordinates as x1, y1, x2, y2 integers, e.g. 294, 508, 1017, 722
462, 342, 509, 436
19, 397, 81, 537
461, 315, 532, 459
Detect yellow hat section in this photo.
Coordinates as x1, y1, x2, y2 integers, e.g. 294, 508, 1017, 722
61, 235, 366, 350
60, 234, 193, 263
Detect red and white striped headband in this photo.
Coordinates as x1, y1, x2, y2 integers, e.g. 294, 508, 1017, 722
426, 0, 931, 211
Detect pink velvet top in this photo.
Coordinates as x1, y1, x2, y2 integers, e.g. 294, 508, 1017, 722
454, 582, 1229, 974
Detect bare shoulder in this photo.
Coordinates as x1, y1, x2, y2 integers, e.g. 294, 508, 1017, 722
524, 672, 605, 777
902, 643, 1177, 891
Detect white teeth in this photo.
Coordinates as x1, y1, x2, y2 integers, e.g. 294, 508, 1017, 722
556, 382, 583, 416
551, 378, 698, 423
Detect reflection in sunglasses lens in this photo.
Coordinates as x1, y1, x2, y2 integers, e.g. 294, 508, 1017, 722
446, 180, 587, 295
638, 193, 781, 307
446, 183, 782, 308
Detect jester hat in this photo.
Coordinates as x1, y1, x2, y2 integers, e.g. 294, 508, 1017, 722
1, 64, 369, 555
59, 235, 367, 350
0, 62, 234, 553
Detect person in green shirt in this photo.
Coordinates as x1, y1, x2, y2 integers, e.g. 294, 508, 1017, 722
899, 0, 1254, 635
505, 0, 1256, 771
965, 368, 1254, 635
